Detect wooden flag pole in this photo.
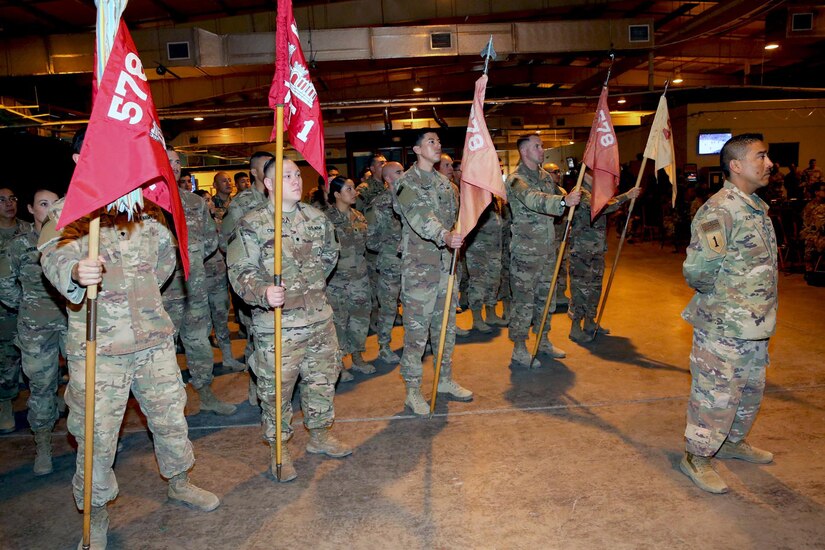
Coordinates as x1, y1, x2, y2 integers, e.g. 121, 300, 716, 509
530, 166, 587, 362
430, 222, 461, 416
592, 157, 647, 339
273, 105, 285, 480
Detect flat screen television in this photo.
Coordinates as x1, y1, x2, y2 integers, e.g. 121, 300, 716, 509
698, 131, 732, 155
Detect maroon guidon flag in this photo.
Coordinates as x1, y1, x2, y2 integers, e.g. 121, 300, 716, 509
269, 0, 327, 185
58, 20, 189, 277
582, 86, 620, 222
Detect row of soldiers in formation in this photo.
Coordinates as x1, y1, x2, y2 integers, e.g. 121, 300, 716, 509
0, 128, 637, 548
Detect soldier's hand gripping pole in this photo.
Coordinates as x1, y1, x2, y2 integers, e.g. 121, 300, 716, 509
592, 157, 647, 340
430, 223, 461, 416
531, 166, 587, 362
273, 105, 285, 480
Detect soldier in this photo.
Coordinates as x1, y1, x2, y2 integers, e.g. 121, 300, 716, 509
801, 181, 825, 281
0, 186, 32, 432
227, 158, 351, 482
498, 198, 513, 323
355, 153, 387, 213
394, 130, 473, 415
365, 162, 404, 364
234, 172, 251, 194
679, 133, 778, 494
545, 163, 570, 308
211, 171, 233, 222
0, 188, 66, 474
568, 172, 641, 342
464, 200, 505, 332
39, 129, 220, 548
162, 148, 237, 416
437, 154, 471, 316
325, 177, 375, 381
506, 134, 581, 368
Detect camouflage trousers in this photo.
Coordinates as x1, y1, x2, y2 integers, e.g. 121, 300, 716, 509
375, 252, 402, 346
16, 321, 66, 432
367, 251, 379, 327
685, 328, 769, 457
65, 339, 194, 508
508, 252, 556, 342
327, 273, 371, 355
0, 307, 21, 401
400, 264, 457, 385
250, 317, 339, 442
465, 241, 502, 310
555, 225, 570, 302
499, 237, 511, 302
568, 247, 606, 320
206, 270, 232, 350
457, 255, 469, 306
164, 281, 215, 390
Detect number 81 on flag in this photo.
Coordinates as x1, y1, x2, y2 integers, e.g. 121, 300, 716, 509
107, 53, 148, 125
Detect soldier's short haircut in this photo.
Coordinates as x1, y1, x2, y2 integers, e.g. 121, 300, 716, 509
516, 133, 539, 155
234, 171, 249, 184
249, 151, 274, 183
414, 129, 438, 147
720, 133, 764, 178
71, 128, 87, 155
369, 153, 386, 165
263, 158, 276, 178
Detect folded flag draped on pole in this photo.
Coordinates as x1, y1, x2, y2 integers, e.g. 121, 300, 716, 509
643, 94, 677, 207
269, 0, 327, 184
58, 20, 189, 277
582, 86, 620, 222
458, 74, 507, 234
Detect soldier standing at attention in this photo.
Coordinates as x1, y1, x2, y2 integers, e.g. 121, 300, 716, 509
506, 134, 580, 368
0, 186, 32, 432
211, 171, 234, 222
679, 133, 778, 494
325, 176, 375, 381
393, 131, 473, 415
39, 129, 220, 548
463, 200, 505, 333
355, 154, 387, 332
437, 154, 472, 319
227, 158, 351, 482
162, 148, 237, 415
0, 189, 65, 474
365, 162, 405, 364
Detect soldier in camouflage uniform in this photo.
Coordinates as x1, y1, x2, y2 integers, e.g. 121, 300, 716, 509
498, 198, 512, 322
0, 187, 32, 433
506, 135, 580, 368
227, 158, 351, 482
801, 181, 825, 278
567, 173, 641, 342
0, 189, 65, 474
464, 202, 505, 332
356, 154, 387, 332
393, 131, 473, 415
211, 171, 234, 222
545, 164, 570, 308
679, 134, 778, 494
365, 162, 405, 364
162, 149, 236, 416
37, 130, 220, 548
326, 177, 375, 381
437, 154, 472, 318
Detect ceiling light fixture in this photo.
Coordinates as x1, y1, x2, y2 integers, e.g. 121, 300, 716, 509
764, 43, 780, 50
672, 69, 684, 84
409, 107, 418, 112
412, 81, 424, 93
617, 97, 627, 104
193, 116, 204, 121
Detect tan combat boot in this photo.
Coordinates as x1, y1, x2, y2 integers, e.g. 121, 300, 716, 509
350, 352, 376, 374
583, 318, 610, 336
220, 344, 245, 372
538, 335, 566, 358
0, 399, 14, 433
197, 385, 237, 416
338, 368, 355, 383
569, 318, 591, 343
404, 386, 430, 416
270, 442, 298, 482
471, 309, 493, 333
716, 440, 773, 464
168, 472, 221, 511
306, 428, 353, 458
437, 378, 473, 401
377, 345, 401, 364
679, 452, 728, 494
511, 341, 541, 369
485, 304, 507, 327
33, 430, 53, 476
76, 505, 109, 550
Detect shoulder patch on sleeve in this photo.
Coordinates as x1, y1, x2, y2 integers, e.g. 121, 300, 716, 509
700, 219, 726, 254
396, 183, 416, 207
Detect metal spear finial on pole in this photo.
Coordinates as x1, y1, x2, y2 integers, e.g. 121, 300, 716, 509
481, 35, 497, 76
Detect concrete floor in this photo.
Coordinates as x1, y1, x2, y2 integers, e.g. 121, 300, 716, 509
1, 240, 824, 549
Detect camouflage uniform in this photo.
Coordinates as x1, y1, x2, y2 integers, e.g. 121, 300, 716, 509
800, 200, 825, 272
0, 229, 67, 432
464, 205, 502, 311
505, 163, 567, 342
365, 189, 402, 348
204, 251, 232, 351
0, 219, 32, 403
681, 180, 778, 457
38, 199, 194, 507
161, 191, 218, 390
212, 194, 231, 224
325, 207, 371, 355
498, 200, 512, 304
393, 166, 459, 385
356, 176, 386, 328
568, 183, 633, 321
227, 201, 340, 441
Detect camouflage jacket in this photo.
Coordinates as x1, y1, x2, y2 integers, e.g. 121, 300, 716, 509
212, 193, 232, 223
227, 201, 339, 329
38, 198, 177, 358
570, 183, 632, 254
682, 181, 778, 340
220, 185, 267, 254
325, 206, 368, 286
0, 229, 66, 330
506, 162, 566, 256
0, 219, 33, 315
364, 189, 402, 258
356, 176, 386, 213
466, 204, 502, 250
801, 201, 825, 243
163, 190, 218, 298
393, 164, 458, 273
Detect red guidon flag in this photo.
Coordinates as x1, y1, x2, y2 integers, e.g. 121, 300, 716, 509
58, 20, 189, 276
458, 74, 507, 234
269, 0, 327, 184
582, 86, 620, 222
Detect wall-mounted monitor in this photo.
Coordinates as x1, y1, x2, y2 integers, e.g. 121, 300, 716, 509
698, 131, 732, 155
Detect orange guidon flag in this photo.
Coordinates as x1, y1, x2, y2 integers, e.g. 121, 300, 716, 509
582, 86, 620, 222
